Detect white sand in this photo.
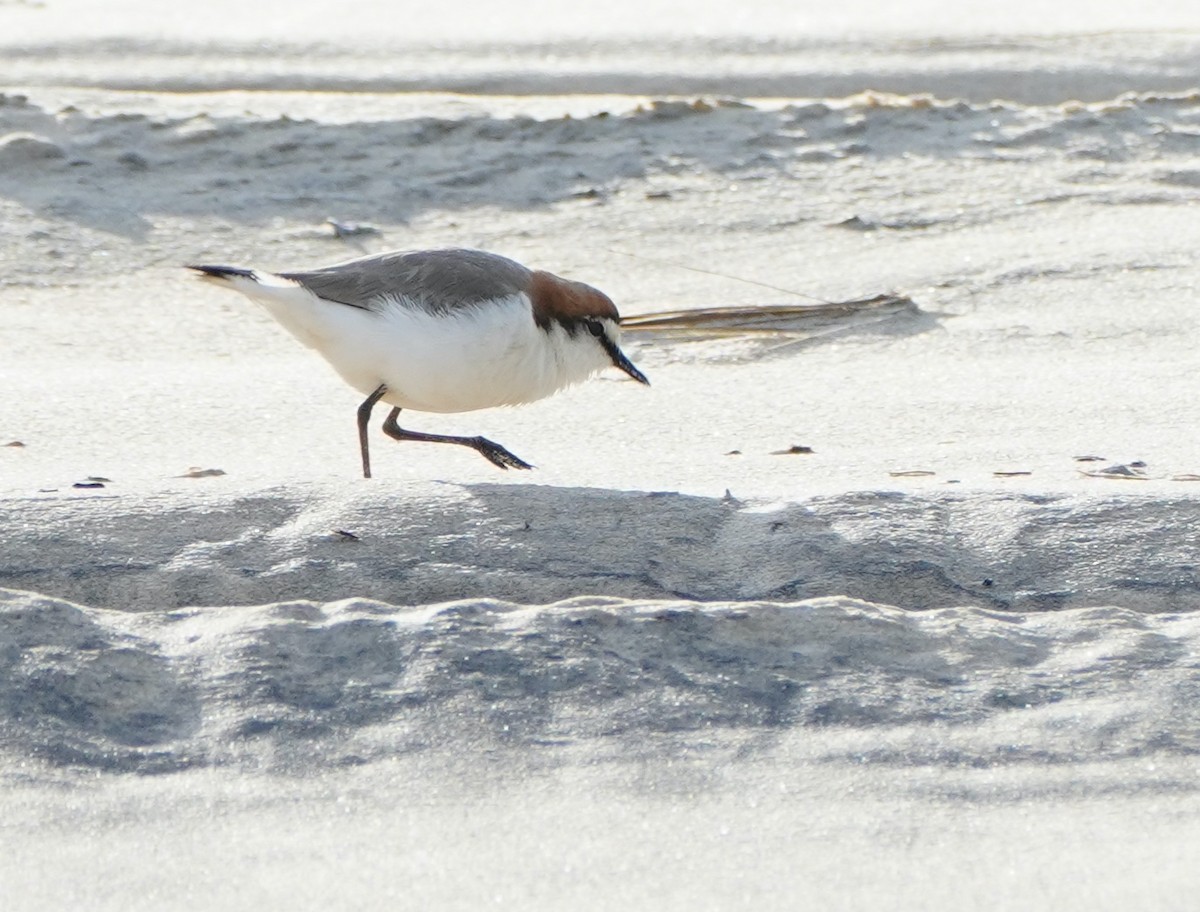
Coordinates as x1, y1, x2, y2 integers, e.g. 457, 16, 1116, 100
3, 1, 1200, 909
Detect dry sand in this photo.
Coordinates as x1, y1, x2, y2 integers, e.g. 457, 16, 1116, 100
2, 2, 1200, 909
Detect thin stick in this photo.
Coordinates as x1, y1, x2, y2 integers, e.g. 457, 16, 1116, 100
619, 295, 915, 338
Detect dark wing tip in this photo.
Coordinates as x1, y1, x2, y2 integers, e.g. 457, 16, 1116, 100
187, 264, 256, 280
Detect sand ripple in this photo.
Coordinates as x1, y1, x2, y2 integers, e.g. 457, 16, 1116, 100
3, 587, 1198, 773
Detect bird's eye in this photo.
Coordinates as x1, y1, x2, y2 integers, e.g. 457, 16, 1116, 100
586, 320, 605, 337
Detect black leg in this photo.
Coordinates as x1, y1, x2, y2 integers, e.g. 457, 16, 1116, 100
357, 384, 388, 479
381, 407, 533, 470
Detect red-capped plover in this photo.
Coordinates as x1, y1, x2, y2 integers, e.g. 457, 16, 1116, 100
189, 248, 649, 478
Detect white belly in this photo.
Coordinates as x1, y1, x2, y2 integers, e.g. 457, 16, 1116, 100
257, 288, 610, 414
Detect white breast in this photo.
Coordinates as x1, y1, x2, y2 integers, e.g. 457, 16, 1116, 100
243, 279, 612, 413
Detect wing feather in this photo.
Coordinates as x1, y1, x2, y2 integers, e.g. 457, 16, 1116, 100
280, 248, 533, 313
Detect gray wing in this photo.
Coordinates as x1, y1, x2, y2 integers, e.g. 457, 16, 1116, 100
281, 248, 532, 313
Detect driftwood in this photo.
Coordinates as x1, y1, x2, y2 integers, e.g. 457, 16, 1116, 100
620, 294, 920, 340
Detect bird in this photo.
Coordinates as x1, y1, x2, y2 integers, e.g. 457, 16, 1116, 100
187, 247, 649, 478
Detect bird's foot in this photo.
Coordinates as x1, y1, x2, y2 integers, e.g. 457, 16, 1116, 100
472, 437, 534, 470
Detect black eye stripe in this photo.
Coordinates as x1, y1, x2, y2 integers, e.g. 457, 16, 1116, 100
597, 332, 620, 360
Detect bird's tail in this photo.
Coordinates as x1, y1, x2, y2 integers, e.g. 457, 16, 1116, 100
187, 264, 258, 282
187, 263, 309, 312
